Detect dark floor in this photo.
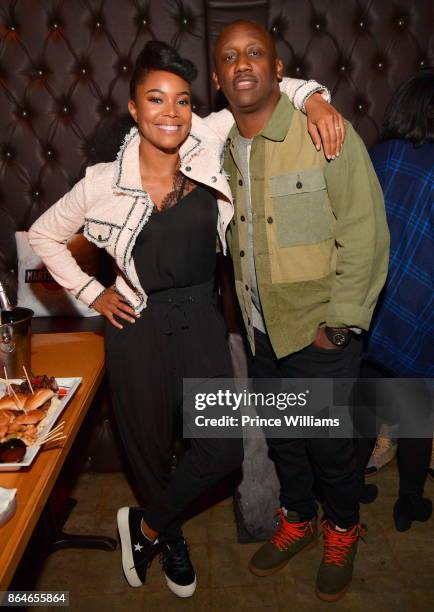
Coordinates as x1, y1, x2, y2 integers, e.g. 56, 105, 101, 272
15, 459, 434, 612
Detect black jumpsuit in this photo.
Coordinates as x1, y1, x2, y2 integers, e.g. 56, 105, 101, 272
105, 184, 243, 539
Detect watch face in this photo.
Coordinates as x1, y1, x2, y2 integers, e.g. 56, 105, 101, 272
332, 331, 348, 346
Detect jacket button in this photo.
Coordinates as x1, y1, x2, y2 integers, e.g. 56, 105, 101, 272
247, 318, 251, 326
240, 250, 245, 257
240, 215, 246, 222
238, 179, 243, 186
211, 176, 217, 182
296, 181, 302, 189
245, 284, 249, 291
267, 217, 273, 224
185, 166, 191, 172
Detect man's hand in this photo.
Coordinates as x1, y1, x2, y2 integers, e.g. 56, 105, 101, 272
311, 327, 339, 350
92, 287, 139, 329
305, 93, 345, 160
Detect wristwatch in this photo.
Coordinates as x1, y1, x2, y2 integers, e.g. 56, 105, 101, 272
325, 326, 350, 347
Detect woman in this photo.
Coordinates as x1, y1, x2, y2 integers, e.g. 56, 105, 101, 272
357, 69, 433, 531
28, 41, 343, 597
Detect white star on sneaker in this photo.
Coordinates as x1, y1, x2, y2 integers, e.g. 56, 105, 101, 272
134, 542, 143, 552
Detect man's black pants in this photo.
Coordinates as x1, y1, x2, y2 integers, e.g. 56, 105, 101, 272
248, 329, 361, 528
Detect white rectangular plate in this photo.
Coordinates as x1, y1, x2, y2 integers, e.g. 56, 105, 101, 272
0, 377, 82, 471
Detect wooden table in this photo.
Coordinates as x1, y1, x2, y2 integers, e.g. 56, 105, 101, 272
0, 332, 105, 589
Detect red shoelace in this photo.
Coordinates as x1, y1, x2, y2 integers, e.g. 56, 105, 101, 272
321, 519, 366, 566
271, 508, 314, 551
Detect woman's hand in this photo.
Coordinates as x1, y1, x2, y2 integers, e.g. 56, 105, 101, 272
304, 93, 346, 160
92, 288, 139, 329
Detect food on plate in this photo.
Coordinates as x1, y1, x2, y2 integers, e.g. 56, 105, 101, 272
10, 374, 59, 395
24, 388, 56, 412
0, 438, 27, 463
0, 385, 60, 447
0, 393, 28, 411
0, 388, 55, 412
0, 412, 10, 441
9, 410, 46, 429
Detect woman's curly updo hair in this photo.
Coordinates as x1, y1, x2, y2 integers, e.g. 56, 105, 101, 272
130, 40, 198, 99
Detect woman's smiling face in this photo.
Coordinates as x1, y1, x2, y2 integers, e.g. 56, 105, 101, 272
128, 70, 192, 152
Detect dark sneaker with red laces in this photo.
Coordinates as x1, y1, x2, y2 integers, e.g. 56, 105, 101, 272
117, 507, 161, 587
316, 519, 366, 602
248, 509, 318, 577
160, 537, 196, 598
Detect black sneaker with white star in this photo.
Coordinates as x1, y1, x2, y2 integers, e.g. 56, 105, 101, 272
117, 507, 160, 587
160, 537, 196, 597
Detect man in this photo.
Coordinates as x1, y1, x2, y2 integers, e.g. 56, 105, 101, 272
213, 20, 389, 602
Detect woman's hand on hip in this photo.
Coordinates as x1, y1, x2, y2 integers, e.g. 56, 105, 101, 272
92, 288, 139, 329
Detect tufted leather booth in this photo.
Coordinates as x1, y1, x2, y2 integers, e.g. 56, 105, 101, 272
0, 1, 432, 481
1, 0, 432, 297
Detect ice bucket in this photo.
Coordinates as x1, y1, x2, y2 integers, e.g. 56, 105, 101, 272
0, 308, 34, 378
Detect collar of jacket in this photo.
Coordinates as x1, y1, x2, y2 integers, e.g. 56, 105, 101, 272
111, 123, 232, 201
112, 126, 202, 196
226, 93, 294, 145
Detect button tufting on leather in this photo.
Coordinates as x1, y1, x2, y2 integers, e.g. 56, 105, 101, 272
116, 58, 131, 76
0, 0, 431, 300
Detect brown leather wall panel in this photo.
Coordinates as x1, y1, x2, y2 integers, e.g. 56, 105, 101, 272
0, 0, 433, 297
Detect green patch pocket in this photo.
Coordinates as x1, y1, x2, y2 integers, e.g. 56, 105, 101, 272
270, 169, 333, 247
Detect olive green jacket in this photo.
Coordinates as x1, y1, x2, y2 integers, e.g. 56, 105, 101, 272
224, 94, 390, 358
